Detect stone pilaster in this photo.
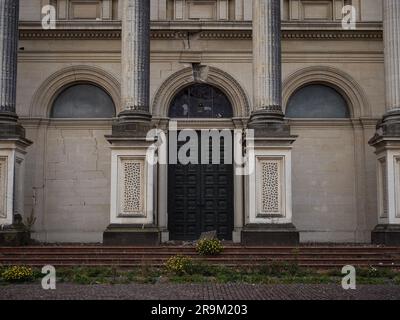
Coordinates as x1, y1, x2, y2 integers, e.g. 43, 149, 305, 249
243, 0, 298, 245
104, 0, 159, 245
369, 0, 400, 245
0, 1, 32, 246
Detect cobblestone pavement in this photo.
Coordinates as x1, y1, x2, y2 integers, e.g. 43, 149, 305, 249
0, 283, 400, 300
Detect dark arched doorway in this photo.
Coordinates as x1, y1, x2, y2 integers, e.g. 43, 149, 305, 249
167, 84, 234, 241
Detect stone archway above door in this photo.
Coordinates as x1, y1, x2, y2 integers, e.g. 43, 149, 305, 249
166, 84, 235, 241
151, 66, 250, 118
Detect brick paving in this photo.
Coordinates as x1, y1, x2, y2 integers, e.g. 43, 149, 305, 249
0, 283, 399, 300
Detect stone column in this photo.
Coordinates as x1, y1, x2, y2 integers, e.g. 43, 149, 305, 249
242, 0, 298, 245
251, 0, 283, 123
369, 0, 400, 245
119, 0, 151, 121
104, 0, 159, 245
383, 0, 400, 116
0, 0, 19, 121
0, 0, 33, 246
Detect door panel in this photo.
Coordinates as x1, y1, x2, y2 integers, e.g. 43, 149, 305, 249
168, 131, 234, 241
168, 163, 202, 241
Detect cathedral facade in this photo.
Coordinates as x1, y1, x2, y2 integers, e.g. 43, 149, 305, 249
0, 0, 399, 245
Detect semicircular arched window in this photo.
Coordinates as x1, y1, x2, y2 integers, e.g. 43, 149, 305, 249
169, 84, 233, 118
51, 84, 116, 118
286, 84, 350, 118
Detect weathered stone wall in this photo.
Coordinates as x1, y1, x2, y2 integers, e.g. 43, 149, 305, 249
16, 0, 385, 243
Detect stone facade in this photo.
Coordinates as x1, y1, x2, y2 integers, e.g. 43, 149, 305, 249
8, 0, 393, 243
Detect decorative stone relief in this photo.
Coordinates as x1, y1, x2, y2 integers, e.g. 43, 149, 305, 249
119, 159, 145, 216
173, 0, 230, 20
50, 0, 119, 20
284, 0, 346, 21
13, 158, 24, 217
379, 158, 388, 218
0, 157, 8, 219
258, 159, 282, 216
396, 157, 400, 219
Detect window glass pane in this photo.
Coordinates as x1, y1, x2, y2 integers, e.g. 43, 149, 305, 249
51, 84, 116, 118
169, 84, 233, 118
286, 84, 350, 118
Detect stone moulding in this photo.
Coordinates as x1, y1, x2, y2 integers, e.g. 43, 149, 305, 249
282, 66, 372, 118
151, 66, 250, 118
30, 65, 121, 118
19, 29, 383, 41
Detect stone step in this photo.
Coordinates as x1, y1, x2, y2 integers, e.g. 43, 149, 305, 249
0, 262, 399, 269
1, 246, 399, 253
1, 257, 399, 263
1, 245, 399, 268
1, 252, 398, 259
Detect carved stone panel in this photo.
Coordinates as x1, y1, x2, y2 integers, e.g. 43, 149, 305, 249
395, 157, 400, 219
378, 157, 388, 219
52, 0, 119, 20
118, 158, 145, 216
173, 0, 230, 20
0, 157, 8, 219
257, 157, 283, 217
285, 0, 345, 21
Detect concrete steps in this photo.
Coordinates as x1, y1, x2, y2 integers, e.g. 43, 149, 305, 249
1, 245, 400, 269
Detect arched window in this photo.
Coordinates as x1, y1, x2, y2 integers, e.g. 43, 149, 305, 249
51, 84, 116, 118
286, 84, 350, 118
169, 84, 233, 118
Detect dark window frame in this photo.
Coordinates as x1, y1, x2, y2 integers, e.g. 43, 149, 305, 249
285, 83, 351, 119
50, 82, 116, 119
168, 84, 234, 119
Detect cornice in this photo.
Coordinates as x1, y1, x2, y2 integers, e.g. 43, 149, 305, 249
282, 30, 382, 40
19, 117, 114, 129
19, 29, 383, 41
288, 118, 380, 128
19, 21, 383, 41
20, 29, 121, 40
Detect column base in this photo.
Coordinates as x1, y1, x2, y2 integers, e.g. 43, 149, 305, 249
109, 110, 152, 137
370, 110, 400, 143
248, 110, 291, 137
242, 224, 299, 246
103, 224, 160, 246
371, 224, 400, 246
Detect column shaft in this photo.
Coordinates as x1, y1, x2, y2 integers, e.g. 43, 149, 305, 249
384, 0, 400, 113
121, 0, 150, 113
0, 0, 19, 118
252, 0, 282, 120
